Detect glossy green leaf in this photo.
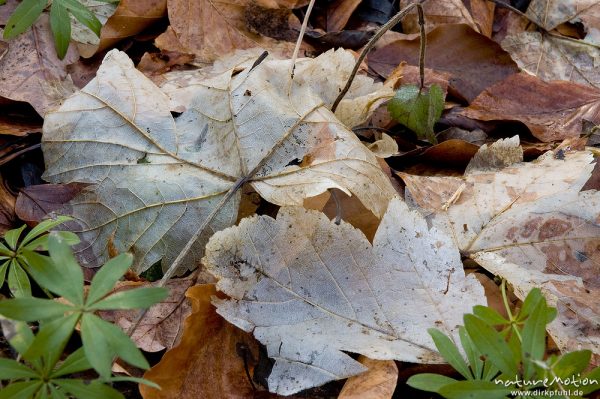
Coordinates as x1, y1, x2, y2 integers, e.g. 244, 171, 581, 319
407, 373, 457, 393
428, 328, 472, 379
521, 298, 547, 379
60, 0, 102, 35
0, 297, 72, 321
7, 260, 31, 297
26, 313, 79, 362
0, 357, 38, 379
387, 84, 444, 143
473, 305, 509, 326
107, 376, 161, 389
89, 287, 168, 310
23, 250, 83, 305
21, 216, 72, 247
459, 326, 483, 379
51, 348, 92, 378
464, 314, 518, 378
438, 380, 511, 399
551, 350, 591, 381
0, 260, 9, 288
0, 380, 43, 399
49, 385, 69, 399
47, 234, 84, 305
86, 253, 133, 305
81, 314, 149, 378
580, 367, 600, 395
517, 288, 543, 321
0, 241, 13, 256
54, 379, 124, 399
3, 225, 26, 251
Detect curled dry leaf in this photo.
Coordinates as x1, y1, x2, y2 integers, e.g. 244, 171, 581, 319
501, 32, 600, 89
41, 49, 396, 274
203, 198, 485, 395
338, 356, 398, 399
98, 276, 196, 352
0, 15, 79, 116
401, 137, 600, 361
369, 24, 519, 102
460, 73, 600, 142
84, 0, 167, 58
525, 0, 600, 44
140, 284, 261, 398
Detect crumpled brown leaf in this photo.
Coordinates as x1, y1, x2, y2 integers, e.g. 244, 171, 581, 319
369, 24, 519, 102
0, 15, 79, 116
338, 356, 398, 399
158, 0, 301, 63
140, 284, 261, 398
460, 73, 600, 142
15, 183, 85, 226
99, 276, 197, 352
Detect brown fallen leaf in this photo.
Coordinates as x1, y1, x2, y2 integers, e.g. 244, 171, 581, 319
0, 176, 15, 234
137, 51, 195, 78
400, 0, 479, 33
161, 0, 300, 63
15, 183, 85, 226
327, 0, 362, 32
369, 24, 519, 102
460, 72, 600, 142
140, 284, 261, 398
502, 32, 600, 90
0, 15, 79, 116
0, 112, 42, 136
466, 0, 495, 38
83, 0, 167, 58
338, 356, 398, 399
525, 0, 600, 44
99, 276, 197, 352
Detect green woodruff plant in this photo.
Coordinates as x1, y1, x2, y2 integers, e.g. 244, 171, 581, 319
1, 0, 119, 59
0, 218, 168, 399
408, 281, 600, 399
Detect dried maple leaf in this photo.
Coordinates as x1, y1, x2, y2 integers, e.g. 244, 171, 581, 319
501, 32, 600, 90
41, 49, 396, 274
203, 198, 485, 395
140, 284, 261, 398
401, 137, 600, 363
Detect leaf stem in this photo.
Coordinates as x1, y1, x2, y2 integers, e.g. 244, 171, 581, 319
416, 3, 426, 92
331, 0, 429, 113
288, 0, 316, 92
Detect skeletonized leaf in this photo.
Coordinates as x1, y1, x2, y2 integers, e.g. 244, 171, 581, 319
203, 198, 485, 395
401, 137, 595, 252
42, 49, 396, 273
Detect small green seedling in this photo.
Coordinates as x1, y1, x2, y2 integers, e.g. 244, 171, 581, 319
2, 0, 118, 59
0, 216, 78, 297
387, 84, 445, 144
0, 233, 168, 398
408, 283, 600, 399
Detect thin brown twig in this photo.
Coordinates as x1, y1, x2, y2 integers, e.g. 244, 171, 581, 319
416, 3, 426, 91
331, 0, 429, 112
288, 0, 316, 93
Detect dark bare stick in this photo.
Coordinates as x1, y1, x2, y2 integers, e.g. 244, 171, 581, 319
416, 4, 426, 91
331, 0, 429, 113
